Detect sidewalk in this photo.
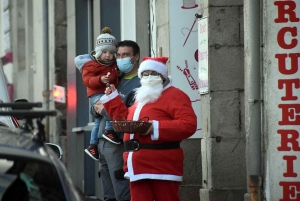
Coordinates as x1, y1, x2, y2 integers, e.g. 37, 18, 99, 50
85, 196, 102, 201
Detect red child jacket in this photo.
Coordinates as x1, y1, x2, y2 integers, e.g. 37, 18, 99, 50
81, 60, 119, 97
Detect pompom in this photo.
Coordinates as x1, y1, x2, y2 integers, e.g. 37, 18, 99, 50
95, 27, 116, 58
101, 27, 112, 35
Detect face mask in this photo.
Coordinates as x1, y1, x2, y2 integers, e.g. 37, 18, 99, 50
117, 57, 136, 73
141, 75, 163, 86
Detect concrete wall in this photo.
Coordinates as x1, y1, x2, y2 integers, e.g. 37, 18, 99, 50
155, 0, 169, 57
200, 0, 247, 200
8, 0, 57, 142
3, 0, 66, 150
11, 0, 32, 101
121, 0, 150, 60
13, 0, 56, 103
53, 0, 67, 161
181, 139, 203, 201
136, 0, 150, 59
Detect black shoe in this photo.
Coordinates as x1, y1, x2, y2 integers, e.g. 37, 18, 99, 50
102, 130, 121, 144
84, 145, 99, 161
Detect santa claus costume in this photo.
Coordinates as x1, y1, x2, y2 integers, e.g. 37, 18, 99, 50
100, 56, 197, 201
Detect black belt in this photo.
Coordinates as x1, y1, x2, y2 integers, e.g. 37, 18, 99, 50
124, 139, 180, 151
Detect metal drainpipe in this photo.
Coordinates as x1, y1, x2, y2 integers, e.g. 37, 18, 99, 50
87, 0, 93, 123
43, 0, 50, 141
247, 0, 262, 200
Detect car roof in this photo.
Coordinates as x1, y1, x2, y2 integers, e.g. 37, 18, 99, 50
0, 126, 51, 162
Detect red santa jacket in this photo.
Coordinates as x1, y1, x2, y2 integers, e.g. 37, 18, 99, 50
101, 83, 197, 182
81, 60, 119, 97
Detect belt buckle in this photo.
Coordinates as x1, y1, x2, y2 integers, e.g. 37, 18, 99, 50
131, 139, 140, 151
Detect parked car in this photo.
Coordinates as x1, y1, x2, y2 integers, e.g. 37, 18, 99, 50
0, 61, 86, 201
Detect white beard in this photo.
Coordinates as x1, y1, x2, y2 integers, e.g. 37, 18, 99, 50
135, 76, 164, 105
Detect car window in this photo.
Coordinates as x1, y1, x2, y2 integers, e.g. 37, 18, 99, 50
0, 103, 18, 128
0, 115, 16, 128
0, 157, 67, 201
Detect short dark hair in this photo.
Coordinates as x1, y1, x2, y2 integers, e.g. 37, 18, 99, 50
116, 40, 140, 55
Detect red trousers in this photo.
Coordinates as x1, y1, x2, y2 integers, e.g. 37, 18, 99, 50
130, 179, 181, 201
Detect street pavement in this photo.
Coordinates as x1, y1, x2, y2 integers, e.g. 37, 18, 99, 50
85, 196, 102, 201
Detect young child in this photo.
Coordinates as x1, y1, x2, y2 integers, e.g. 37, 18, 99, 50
74, 27, 121, 161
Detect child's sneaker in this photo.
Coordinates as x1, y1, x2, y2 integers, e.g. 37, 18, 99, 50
84, 145, 99, 161
102, 130, 121, 144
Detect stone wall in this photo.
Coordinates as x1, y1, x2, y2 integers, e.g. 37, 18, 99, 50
200, 0, 247, 200
54, 0, 67, 163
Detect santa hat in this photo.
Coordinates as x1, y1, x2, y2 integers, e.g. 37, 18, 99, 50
138, 56, 169, 79
94, 27, 117, 58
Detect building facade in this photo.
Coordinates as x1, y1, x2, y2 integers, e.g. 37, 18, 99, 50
0, 0, 63, 144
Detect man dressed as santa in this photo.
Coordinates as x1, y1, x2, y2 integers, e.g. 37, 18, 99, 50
100, 56, 197, 201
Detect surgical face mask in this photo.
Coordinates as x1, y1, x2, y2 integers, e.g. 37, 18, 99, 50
141, 75, 163, 86
117, 57, 136, 73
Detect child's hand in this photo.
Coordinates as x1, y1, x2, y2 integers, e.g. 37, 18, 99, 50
101, 72, 111, 85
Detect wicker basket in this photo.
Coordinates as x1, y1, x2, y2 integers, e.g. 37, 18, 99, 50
110, 115, 151, 133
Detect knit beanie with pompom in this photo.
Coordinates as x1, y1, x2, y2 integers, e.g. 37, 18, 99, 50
94, 27, 117, 59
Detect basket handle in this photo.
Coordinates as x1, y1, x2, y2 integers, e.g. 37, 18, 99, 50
113, 114, 127, 121
138, 116, 149, 122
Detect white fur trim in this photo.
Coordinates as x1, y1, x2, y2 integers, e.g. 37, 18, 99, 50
129, 173, 182, 182
133, 104, 143, 121
130, 103, 144, 137
125, 151, 183, 182
99, 90, 119, 103
127, 152, 134, 179
99, 94, 110, 104
125, 172, 182, 182
138, 60, 168, 79
151, 120, 159, 140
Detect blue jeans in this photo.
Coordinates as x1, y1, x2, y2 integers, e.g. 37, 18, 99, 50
90, 94, 113, 145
